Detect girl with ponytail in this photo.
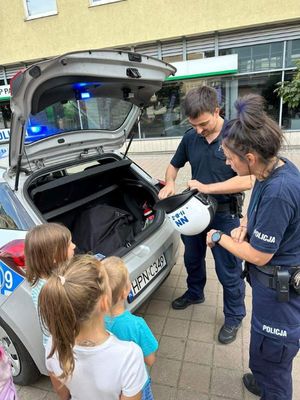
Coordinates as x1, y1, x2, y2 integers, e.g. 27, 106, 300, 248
207, 94, 300, 400
39, 254, 147, 400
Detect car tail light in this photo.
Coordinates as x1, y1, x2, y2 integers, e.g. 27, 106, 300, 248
0, 239, 26, 276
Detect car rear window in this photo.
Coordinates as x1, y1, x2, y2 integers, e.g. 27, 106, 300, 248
25, 97, 133, 144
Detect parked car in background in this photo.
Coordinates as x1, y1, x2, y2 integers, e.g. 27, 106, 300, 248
0, 49, 180, 385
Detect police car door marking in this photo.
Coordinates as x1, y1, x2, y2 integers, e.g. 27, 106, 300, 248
0, 260, 25, 297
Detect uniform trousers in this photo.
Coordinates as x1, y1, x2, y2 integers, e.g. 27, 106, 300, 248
249, 271, 300, 399
181, 212, 246, 327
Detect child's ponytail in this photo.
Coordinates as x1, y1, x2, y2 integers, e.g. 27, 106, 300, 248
38, 255, 109, 379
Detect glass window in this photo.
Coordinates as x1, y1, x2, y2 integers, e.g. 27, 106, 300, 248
0, 184, 33, 230
24, 0, 57, 18
25, 98, 133, 144
270, 42, 283, 69
0, 103, 11, 130
139, 78, 227, 139
285, 39, 300, 68
139, 70, 283, 139
281, 71, 300, 130
139, 81, 188, 138
232, 72, 282, 122
220, 42, 283, 73
236, 47, 252, 73
253, 44, 270, 71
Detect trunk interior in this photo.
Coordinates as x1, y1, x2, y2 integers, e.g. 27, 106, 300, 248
26, 155, 162, 257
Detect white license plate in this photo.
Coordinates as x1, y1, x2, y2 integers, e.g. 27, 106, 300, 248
128, 254, 167, 303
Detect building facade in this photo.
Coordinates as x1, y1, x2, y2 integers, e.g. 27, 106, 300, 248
1, 0, 300, 147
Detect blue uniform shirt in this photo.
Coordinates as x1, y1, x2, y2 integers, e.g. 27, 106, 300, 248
247, 158, 300, 267
171, 121, 236, 204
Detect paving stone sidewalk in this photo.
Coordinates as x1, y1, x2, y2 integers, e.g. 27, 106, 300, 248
17, 152, 300, 400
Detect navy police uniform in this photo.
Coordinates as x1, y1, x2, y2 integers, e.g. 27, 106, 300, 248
246, 158, 300, 399
171, 123, 246, 327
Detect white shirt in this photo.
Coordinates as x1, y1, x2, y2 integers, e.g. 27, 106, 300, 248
46, 333, 147, 400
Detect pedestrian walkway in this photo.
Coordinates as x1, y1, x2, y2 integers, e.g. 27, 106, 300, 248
16, 152, 300, 400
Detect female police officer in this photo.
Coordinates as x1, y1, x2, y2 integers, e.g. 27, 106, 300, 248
207, 94, 300, 399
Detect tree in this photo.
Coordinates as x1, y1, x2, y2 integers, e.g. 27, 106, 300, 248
274, 60, 300, 109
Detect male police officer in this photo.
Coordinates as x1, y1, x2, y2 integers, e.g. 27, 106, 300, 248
159, 86, 253, 344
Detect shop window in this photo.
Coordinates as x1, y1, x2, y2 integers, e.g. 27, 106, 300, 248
270, 42, 283, 69
253, 44, 270, 71
285, 39, 300, 68
204, 51, 215, 58
24, 0, 57, 18
236, 47, 252, 73
0, 104, 11, 129
139, 81, 188, 138
235, 72, 282, 122
281, 71, 300, 130
139, 78, 224, 139
139, 71, 284, 139
221, 42, 283, 73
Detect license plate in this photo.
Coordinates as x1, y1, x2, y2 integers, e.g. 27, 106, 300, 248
128, 254, 167, 303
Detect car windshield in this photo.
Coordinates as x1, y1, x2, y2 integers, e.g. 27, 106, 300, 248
25, 97, 133, 144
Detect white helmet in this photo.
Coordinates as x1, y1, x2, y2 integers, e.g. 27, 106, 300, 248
155, 189, 217, 236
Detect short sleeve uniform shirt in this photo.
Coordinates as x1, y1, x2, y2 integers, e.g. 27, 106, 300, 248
171, 121, 236, 204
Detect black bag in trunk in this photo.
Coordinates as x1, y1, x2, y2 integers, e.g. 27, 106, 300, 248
72, 204, 135, 256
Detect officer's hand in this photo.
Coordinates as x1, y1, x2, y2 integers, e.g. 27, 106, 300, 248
206, 229, 217, 248
158, 182, 175, 199
188, 180, 209, 193
231, 225, 247, 243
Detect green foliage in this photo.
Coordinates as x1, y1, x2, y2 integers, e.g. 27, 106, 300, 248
275, 60, 300, 109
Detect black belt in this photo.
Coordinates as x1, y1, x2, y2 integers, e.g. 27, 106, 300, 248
250, 265, 300, 302
216, 202, 231, 213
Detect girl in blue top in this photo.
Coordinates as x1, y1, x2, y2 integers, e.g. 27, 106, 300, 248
207, 94, 300, 400
103, 256, 158, 400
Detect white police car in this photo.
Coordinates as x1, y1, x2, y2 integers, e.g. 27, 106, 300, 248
0, 49, 180, 385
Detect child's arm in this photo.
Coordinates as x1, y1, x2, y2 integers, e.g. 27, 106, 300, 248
120, 391, 142, 400
49, 373, 71, 400
144, 351, 156, 367
136, 317, 158, 367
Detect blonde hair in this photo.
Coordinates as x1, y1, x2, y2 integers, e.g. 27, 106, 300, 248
102, 256, 129, 306
25, 223, 72, 286
38, 254, 109, 380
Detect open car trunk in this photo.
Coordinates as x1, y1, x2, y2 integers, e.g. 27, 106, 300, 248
26, 155, 163, 257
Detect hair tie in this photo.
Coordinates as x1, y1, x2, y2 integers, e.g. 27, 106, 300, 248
58, 275, 66, 286
236, 100, 246, 115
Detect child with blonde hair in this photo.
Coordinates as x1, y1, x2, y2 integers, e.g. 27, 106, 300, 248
25, 222, 75, 346
39, 255, 147, 400
103, 256, 158, 400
